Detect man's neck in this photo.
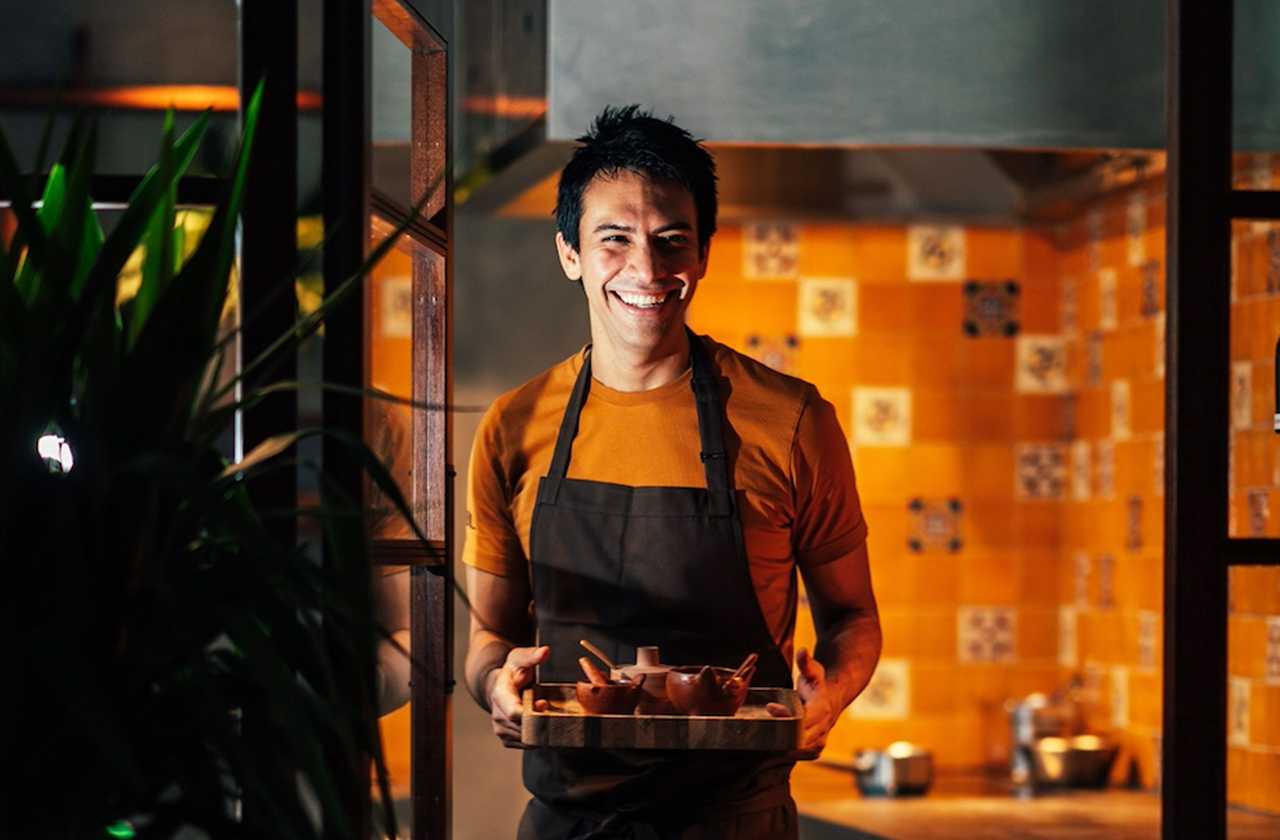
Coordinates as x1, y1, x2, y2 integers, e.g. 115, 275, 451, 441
590, 329, 691, 392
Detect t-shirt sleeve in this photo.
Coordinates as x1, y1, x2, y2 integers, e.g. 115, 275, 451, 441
790, 388, 869, 568
461, 402, 528, 578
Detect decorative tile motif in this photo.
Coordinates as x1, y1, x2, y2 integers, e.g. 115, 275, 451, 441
1230, 676, 1251, 746
1111, 379, 1131, 441
1248, 489, 1269, 537
743, 221, 798, 279
1096, 553, 1116, 609
1154, 433, 1165, 498
1059, 606, 1078, 668
1074, 552, 1091, 609
1015, 336, 1069, 394
744, 333, 799, 374
1098, 268, 1118, 331
907, 225, 966, 281
1154, 313, 1166, 380
379, 275, 413, 338
1126, 496, 1143, 551
1071, 440, 1091, 501
852, 387, 912, 447
1015, 444, 1067, 500
846, 658, 910, 720
1087, 209, 1104, 273
1111, 666, 1130, 728
1062, 277, 1079, 335
962, 281, 1020, 336
1138, 610, 1159, 672
1087, 332, 1104, 388
1096, 439, 1116, 499
1266, 617, 1280, 684
958, 607, 1017, 664
1232, 361, 1253, 431
797, 277, 857, 337
906, 497, 963, 553
1140, 260, 1162, 317
1127, 193, 1147, 267
1249, 153, 1272, 190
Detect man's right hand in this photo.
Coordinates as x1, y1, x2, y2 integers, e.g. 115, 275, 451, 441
487, 645, 550, 748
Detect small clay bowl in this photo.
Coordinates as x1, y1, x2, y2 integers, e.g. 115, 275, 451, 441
575, 676, 645, 715
666, 666, 752, 716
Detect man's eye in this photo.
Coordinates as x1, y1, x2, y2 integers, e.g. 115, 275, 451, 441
603, 235, 629, 244
661, 236, 689, 247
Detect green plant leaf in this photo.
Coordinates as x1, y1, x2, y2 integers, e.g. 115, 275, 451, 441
0, 122, 48, 275
130, 110, 178, 349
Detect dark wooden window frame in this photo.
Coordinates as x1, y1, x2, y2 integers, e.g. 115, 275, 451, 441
1165, 1, 1280, 839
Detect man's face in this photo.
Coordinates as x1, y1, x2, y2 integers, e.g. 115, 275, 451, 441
556, 170, 708, 359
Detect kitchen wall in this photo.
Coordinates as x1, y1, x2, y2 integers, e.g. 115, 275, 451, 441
685, 166, 1280, 813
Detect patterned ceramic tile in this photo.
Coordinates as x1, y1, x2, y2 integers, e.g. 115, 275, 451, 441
1248, 489, 1269, 537
1154, 433, 1165, 497
1249, 153, 1273, 189
962, 281, 1020, 337
1015, 444, 1067, 500
1126, 496, 1143, 552
1140, 260, 1162, 317
1154, 313, 1166, 380
1062, 277, 1079, 336
1111, 380, 1131, 441
1111, 666, 1130, 728
1074, 552, 1091, 609
1138, 610, 1159, 672
1087, 332, 1104, 388
852, 387, 912, 447
1097, 553, 1116, 609
1087, 208, 1104, 273
907, 225, 966, 281
1266, 617, 1280, 684
379, 275, 413, 339
744, 333, 799, 374
1098, 268, 1119, 331
1230, 676, 1251, 746
797, 277, 857, 337
958, 607, 1017, 664
846, 658, 910, 720
1015, 336, 1069, 394
1059, 606, 1078, 668
1096, 439, 1116, 499
1127, 193, 1147, 267
743, 221, 798, 279
906, 497, 963, 553
1232, 361, 1253, 431
1071, 440, 1091, 501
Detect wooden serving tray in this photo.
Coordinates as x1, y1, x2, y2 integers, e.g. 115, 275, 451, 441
520, 683, 803, 751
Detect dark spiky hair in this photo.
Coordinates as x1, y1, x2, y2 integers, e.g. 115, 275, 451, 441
554, 105, 718, 255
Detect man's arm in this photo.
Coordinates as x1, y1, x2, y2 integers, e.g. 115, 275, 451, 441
373, 567, 412, 715
464, 564, 548, 747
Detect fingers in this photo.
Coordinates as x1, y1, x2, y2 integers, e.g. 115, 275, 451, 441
765, 701, 794, 718
489, 646, 551, 749
795, 648, 826, 685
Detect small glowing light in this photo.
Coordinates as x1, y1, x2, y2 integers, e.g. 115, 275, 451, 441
37, 433, 74, 473
105, 822, 136, 839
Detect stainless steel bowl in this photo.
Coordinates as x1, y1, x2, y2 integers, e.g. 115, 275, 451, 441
1031, 735, 1118, 788
853, 742, 934, 797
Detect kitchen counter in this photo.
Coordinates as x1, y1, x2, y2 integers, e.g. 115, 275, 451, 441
792, 764, 1280, 840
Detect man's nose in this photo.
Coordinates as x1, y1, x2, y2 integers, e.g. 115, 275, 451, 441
627, 242, 663, 282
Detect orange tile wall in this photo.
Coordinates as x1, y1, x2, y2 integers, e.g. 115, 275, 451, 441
686, 170, 1280, 813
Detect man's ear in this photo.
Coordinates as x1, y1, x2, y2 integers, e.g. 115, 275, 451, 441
555, 231, 582, 281
695, 238, 712, 280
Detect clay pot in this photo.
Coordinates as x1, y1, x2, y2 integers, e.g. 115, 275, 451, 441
665, 666, 753, 716
575, 674, 646, 715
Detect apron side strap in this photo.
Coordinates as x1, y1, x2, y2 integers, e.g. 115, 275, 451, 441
545, 347, 595, 493
687, 331, 737, 518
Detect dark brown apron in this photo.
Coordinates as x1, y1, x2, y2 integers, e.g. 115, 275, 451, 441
521, 331, 796, 839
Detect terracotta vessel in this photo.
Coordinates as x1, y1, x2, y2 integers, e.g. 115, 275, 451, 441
666, 665, 753, 716
575, 674, 646, 715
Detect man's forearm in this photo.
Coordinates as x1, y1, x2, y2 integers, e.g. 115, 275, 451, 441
814, 607, 882, 710
464, 631, 516, 712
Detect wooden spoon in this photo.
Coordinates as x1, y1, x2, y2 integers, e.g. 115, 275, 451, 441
579, 639, 618, 672
729, 652, 759, 683
578, 656, 609, 687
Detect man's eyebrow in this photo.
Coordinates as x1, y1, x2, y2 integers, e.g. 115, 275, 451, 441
654, 222, 693, 234
592, 222, 634, 233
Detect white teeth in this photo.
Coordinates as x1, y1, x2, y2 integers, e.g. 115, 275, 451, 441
616, 291, 670, 308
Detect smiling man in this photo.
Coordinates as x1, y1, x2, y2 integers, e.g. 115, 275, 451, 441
462, 106, 882, 839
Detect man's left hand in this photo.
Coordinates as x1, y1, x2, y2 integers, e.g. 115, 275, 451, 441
767, 647, 841, 760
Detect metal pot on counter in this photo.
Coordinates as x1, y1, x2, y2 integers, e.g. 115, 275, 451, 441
853, 741, 934, 797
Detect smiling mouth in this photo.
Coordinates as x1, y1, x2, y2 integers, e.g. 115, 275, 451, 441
610, 289, 681, 311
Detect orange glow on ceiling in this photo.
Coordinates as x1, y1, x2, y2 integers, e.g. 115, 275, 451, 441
463, 94, 546, 120
0, 85, 323, 112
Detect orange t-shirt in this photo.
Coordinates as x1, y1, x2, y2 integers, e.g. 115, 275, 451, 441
462, 335, 868, 661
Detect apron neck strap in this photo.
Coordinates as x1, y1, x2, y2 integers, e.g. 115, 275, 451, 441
541, 329, 736, 516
